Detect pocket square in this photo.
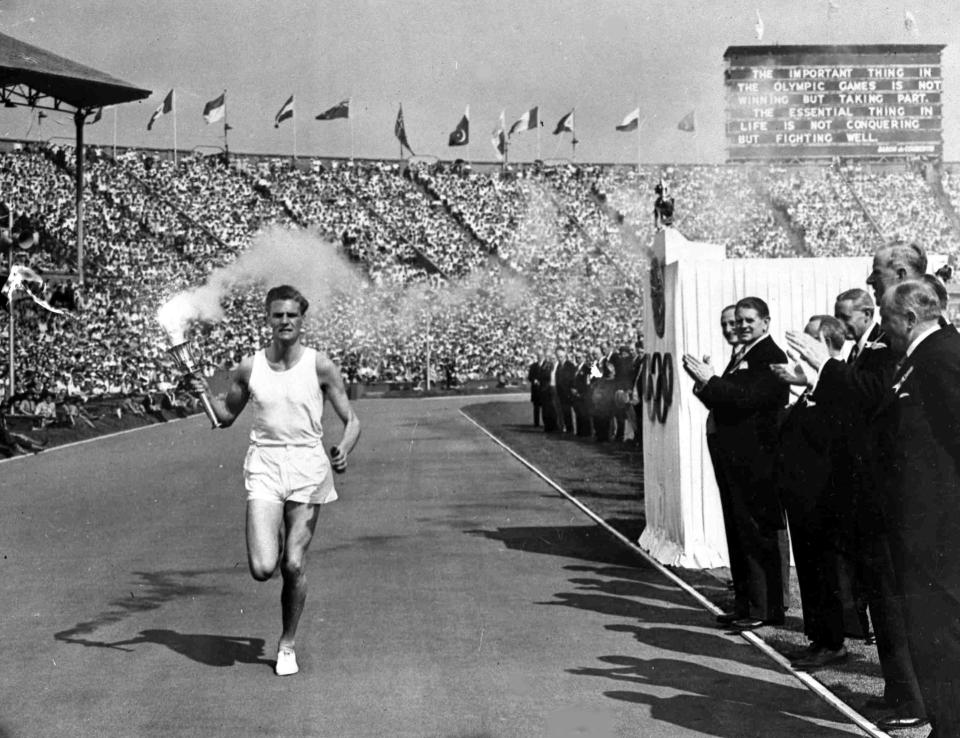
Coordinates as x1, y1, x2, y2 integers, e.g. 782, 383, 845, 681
734, 361, 749, 371
897, 392, 911, 399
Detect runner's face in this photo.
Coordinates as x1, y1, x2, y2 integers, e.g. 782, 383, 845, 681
267, 299, 304, 344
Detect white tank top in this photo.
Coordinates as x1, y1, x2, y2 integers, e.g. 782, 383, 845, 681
248, 347, 325, 446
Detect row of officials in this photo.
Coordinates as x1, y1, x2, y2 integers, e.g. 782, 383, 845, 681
681, 240, 960, 736
527, 343, 640, 443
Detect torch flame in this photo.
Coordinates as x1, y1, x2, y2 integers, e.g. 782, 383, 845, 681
157, 294, 197, 345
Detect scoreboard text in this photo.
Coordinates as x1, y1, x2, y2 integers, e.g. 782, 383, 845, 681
724, 45, 944, 161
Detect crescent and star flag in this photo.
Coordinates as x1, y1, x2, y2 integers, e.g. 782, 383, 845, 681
394, 104, 415, 155
553, 110, 574, 135
274, 95, 294, 128
678, 110, 696, 132
1, 265, 71, 316
616, 107, 640, 131
316, 99, 350, 120
754, 10, 764, 41
147, 89, 173, 131
509, 106, 539, 136
491, 110, 507, 159
448, 106, 469, 146
203, 93, 226, 124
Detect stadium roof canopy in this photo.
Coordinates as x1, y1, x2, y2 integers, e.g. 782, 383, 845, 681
0, 30, 150, 111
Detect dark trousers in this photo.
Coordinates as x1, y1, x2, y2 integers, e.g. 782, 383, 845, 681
785, 503, 845, 649
709, 434, 785, 621
531, 399, 541, 427
897, 566, 960, 737
859, 535, 925, 718
573, 399, 592, 437
540, 388, 560, 432
558, 399, 574, 433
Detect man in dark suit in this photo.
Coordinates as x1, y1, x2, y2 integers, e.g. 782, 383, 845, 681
787, 258, 929, 731
683, 296, 789, 630
610, 344, 636, 441
554, 347, 577, 433
527, 351, 544, 427
874, 279, 960, 738
772, 315, 850, 669
571, 349, 593, 437
538, 349, 560, 433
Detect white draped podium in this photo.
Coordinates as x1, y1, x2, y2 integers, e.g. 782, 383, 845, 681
637, 228, 873, 568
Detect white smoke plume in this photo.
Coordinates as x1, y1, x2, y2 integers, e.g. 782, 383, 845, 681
158, 226, 365, 344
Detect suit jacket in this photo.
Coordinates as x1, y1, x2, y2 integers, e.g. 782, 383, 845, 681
573, 361, 591, 400
555, 360, 577, 403
814, 324, 898, 537
871, 325, 960, 600
537, 359, 555, 397
696, 334, 789, 529
527, 361, 541, 403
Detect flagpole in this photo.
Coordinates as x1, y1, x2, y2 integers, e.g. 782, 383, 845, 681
349, 97, 355, 164
6, 210, 13, 398
636, 104, 642, 173
112, 107, 117, 160
172, 89, 178, 168
536, 107, 542, 161
223, 89, 229, 161
293, 106, 297, 166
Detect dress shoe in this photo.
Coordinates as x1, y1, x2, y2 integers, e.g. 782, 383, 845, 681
877, 715, 929, 731
730, 617, 765, 630
786, 644, 822, 662
715, 610, 745, 625
793, 646, 848, 670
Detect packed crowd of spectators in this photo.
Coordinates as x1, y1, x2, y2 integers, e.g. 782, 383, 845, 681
0, 143, 958, 452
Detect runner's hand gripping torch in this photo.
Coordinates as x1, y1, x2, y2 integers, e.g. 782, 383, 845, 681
166, 339, 221, 429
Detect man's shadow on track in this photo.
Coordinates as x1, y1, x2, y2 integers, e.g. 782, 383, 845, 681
470, 526, 859, 736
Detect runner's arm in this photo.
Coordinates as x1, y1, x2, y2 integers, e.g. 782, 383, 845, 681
317, 353, 360, 468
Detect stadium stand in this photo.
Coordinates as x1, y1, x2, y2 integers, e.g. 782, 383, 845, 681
2, 143, 959, 433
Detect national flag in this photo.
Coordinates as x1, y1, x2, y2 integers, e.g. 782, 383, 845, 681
37, 111, 47, 126
904, 10, 919, 36
448, 106, 469, 146
754, 10, 764, 41
224, 122, 233, 132
147, 89, 174, 131
274, 95, 294, 128
91, 107, 103, 124
1, 265, 71, 316
616, 107, 640, 132
394, 104, 415, 155
491, 110, 507, 160
553, 110, 574, 135
316, 99, 350, 121
678, 110, 696, 132
203, 93, 225, 124
509, 106, 539, 136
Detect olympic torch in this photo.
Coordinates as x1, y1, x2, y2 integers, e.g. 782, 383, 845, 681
165, 338, 221, 429
158, 295, 220, 429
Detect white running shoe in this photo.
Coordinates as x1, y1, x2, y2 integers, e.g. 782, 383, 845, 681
275, 646, 299, 676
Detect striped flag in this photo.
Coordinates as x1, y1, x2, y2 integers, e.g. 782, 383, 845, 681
754, 10, 764, 41
316, 99, 350, 120
553, 110, 574, 135
147, 89, 173, 131
274, 95, 294, 128
448, 106, 469, 146
203, 93, 226, 124
395, 104, 415, 155
677, 110, 696, 132
509, 106, 539, 136
616, 107, 640, 132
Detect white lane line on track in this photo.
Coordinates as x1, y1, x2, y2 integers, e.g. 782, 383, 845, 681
0, 414, 196, 465
459, 408, 890, 738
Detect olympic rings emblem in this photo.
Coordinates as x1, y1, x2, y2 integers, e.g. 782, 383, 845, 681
638, 351, 674, 424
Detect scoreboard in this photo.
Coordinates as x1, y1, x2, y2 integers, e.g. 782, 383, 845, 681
724, 45, 944, 161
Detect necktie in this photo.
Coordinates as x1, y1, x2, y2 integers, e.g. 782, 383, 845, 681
847, 343, 860, 365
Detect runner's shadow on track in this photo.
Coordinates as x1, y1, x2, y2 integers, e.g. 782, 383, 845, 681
571, 655, 855, 737
100, 630, 272, 668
